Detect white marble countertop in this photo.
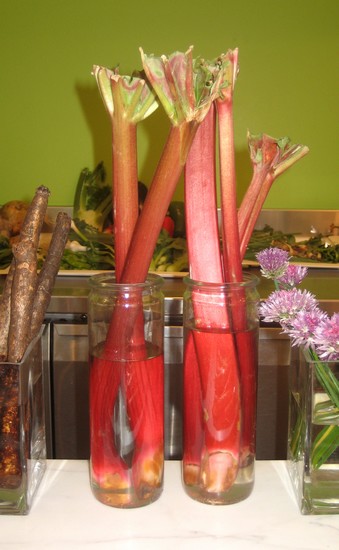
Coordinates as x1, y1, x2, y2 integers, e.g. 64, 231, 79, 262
1, 460, 338, 549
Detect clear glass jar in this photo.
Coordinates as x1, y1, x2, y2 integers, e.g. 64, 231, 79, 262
182, 273, 259, 504
88, 273, 164, 508
0, 329, 46, 515
287, 348, 339, 514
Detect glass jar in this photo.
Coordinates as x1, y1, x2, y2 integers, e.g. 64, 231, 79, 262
0, 329, 46, 515
287, 348, 339, 514
88, 273, 164, 508
182, 273, 259, 504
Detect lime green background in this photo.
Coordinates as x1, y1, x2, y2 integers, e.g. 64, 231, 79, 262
1, 0, 338, 208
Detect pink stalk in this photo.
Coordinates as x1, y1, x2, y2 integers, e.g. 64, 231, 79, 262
214, 52, 256, 475
236, 329, 259, 461
215, 49, 243, 287
124, 354, 164, 498
182, 332, 203, 486
91, 67, 160, 502
117, 48, 225, 487
121, 46, 225, 284
121, 122, 197, 283
111, 115, 138, 282
184, 104, 222, 284
89, 357, 131, 505
236, 133, 309, 463
238, 132, 309, 258
93, 66, 158, 281
184, 104, 241, 493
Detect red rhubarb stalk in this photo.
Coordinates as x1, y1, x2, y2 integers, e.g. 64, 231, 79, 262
184, 104, 222, 284
116, 48, 225, 492
89, 357, 131, 505
123, 354, 164, 498
238, 133, 309, 259
93, 66, 158, 281
91, 67, 159, 504
121, 122, 197, 283
236, 133, 309, 463
182, 332, 203, 487
184, 101, 241, 493
215, 49, 243, 287
216, 54, 259, 473
121, 46, 224, 284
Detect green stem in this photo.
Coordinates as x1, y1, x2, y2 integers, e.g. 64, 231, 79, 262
311, 425, 339, 469
310, 349, 339, 410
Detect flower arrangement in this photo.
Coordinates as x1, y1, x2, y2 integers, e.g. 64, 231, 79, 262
257, 247, 339, 470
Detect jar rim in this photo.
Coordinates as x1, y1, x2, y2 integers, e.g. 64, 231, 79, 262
183, 271, 259, 290
88, 271, 164, 291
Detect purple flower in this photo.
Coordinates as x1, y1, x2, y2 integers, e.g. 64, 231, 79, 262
277, 264, 308, 288
256, 247, 289, 280
282, 308, 329, 348
313, 313, 339, 361
258, 246, 338, 364
259, 288, 318, 325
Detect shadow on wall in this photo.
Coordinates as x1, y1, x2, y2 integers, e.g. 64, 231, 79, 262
75, 81, 112, 178
234, 147, 253, 205
75, 79, 171, 190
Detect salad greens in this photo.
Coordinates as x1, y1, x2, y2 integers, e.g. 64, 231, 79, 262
149, 230, 188, 272
1, 221, 339, 272
73, 161, 112, 233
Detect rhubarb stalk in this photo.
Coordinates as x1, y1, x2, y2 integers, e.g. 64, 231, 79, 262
236, 134, 309, 462
238, 133, 309, 259
91, 67, 160, 504
121, 46, 224, 283
117, 47, 225, 498
93, 66, 158, 281
184, 100, 242, 495
216, 49, 243, 286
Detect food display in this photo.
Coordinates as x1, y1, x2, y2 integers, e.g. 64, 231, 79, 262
0, 164, 338, 274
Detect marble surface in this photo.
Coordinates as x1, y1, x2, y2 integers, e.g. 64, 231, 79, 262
1, 460, 338, 549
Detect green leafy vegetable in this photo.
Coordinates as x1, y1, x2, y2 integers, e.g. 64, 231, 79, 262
73, 161, 112, 233
149, 230, 188, 272
63, 219, 115, 270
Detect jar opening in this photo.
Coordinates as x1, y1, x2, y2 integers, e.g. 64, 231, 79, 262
88, 272, 164, 292
183, 272, 259, 291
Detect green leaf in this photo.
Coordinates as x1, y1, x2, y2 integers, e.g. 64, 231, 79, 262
140, 46, 226, 126
93, 65, 158, 123
311, 425, 339, 469
314, 359, 339, 410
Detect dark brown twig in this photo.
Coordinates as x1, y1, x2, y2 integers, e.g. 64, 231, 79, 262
19, 185, 50, 247
7, 240, 37, 363
0, 263, 15, 361
30, 211, 71, 340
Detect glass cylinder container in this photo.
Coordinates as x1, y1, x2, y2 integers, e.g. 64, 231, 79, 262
182, 273, 259, 505
0, 329, 46, 515
88, 273, 164, 508
287, 349, 339, 514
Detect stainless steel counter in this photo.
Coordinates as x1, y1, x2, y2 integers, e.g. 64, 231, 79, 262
46, 265, 339, 316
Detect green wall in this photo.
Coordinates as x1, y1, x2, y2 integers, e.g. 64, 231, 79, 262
1, 0, 338, 208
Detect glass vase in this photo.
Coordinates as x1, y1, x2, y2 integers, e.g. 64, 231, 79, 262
287, 348, 339, 514
0, 329, 46, 515
88, 273, 164, 508
182, 273, 260, 504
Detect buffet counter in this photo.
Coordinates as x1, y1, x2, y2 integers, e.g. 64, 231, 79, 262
1, 460, 338, 549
